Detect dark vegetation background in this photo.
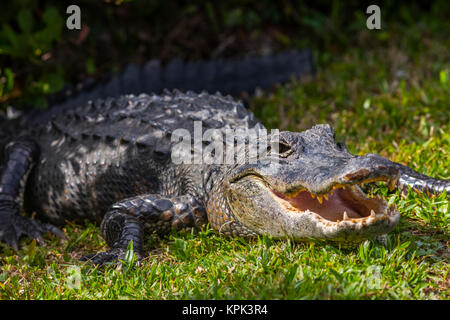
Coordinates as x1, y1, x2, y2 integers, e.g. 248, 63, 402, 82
0, 0, 448, 110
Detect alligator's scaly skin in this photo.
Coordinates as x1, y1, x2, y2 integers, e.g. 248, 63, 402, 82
0, 91, 448, 264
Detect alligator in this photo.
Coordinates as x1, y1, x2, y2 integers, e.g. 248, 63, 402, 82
0, 61, 448, 266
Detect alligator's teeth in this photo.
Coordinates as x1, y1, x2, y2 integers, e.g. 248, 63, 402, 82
324, 194, 329, 201
343, 211, 349, 220
311, 194, 316, 199
370, 210, 376, 217
317, 195, 323, 204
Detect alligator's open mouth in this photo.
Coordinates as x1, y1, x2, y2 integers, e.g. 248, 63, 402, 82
271, 181, 397, 224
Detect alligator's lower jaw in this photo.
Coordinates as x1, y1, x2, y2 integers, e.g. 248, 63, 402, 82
271, 185, 399, 226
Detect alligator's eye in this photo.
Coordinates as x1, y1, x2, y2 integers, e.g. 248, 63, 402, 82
265, 140, 293, 158
279, 141, 292, 155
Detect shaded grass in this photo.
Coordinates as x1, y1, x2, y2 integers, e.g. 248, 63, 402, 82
0, 16, 449, 300
0, 213, 448, 299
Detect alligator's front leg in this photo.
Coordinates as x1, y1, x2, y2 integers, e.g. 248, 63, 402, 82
81, 194, 207, 265
0, 138, 64, 250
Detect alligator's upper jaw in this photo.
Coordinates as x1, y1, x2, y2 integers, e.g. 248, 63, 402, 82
227, 167, 401, 243
271, 180, 399, 231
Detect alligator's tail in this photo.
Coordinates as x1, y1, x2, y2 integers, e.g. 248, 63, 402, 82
393, 161, 449, 196
24, 49, 314, 125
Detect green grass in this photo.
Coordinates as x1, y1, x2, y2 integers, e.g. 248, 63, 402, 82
1, 10, 449, 300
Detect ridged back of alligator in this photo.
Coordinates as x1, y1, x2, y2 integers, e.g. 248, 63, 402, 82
29, 91, 261, 147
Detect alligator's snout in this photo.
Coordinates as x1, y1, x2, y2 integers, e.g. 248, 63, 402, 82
344, 164, 398, 182
340, 154, 401, 192
344, 168, 372, 181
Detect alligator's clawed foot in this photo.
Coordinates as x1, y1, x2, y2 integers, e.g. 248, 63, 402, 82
80, 248, 142, 266
0, 211, 65, 251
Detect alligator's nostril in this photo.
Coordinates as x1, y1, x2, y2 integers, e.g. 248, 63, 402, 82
389, 167, 399, 175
